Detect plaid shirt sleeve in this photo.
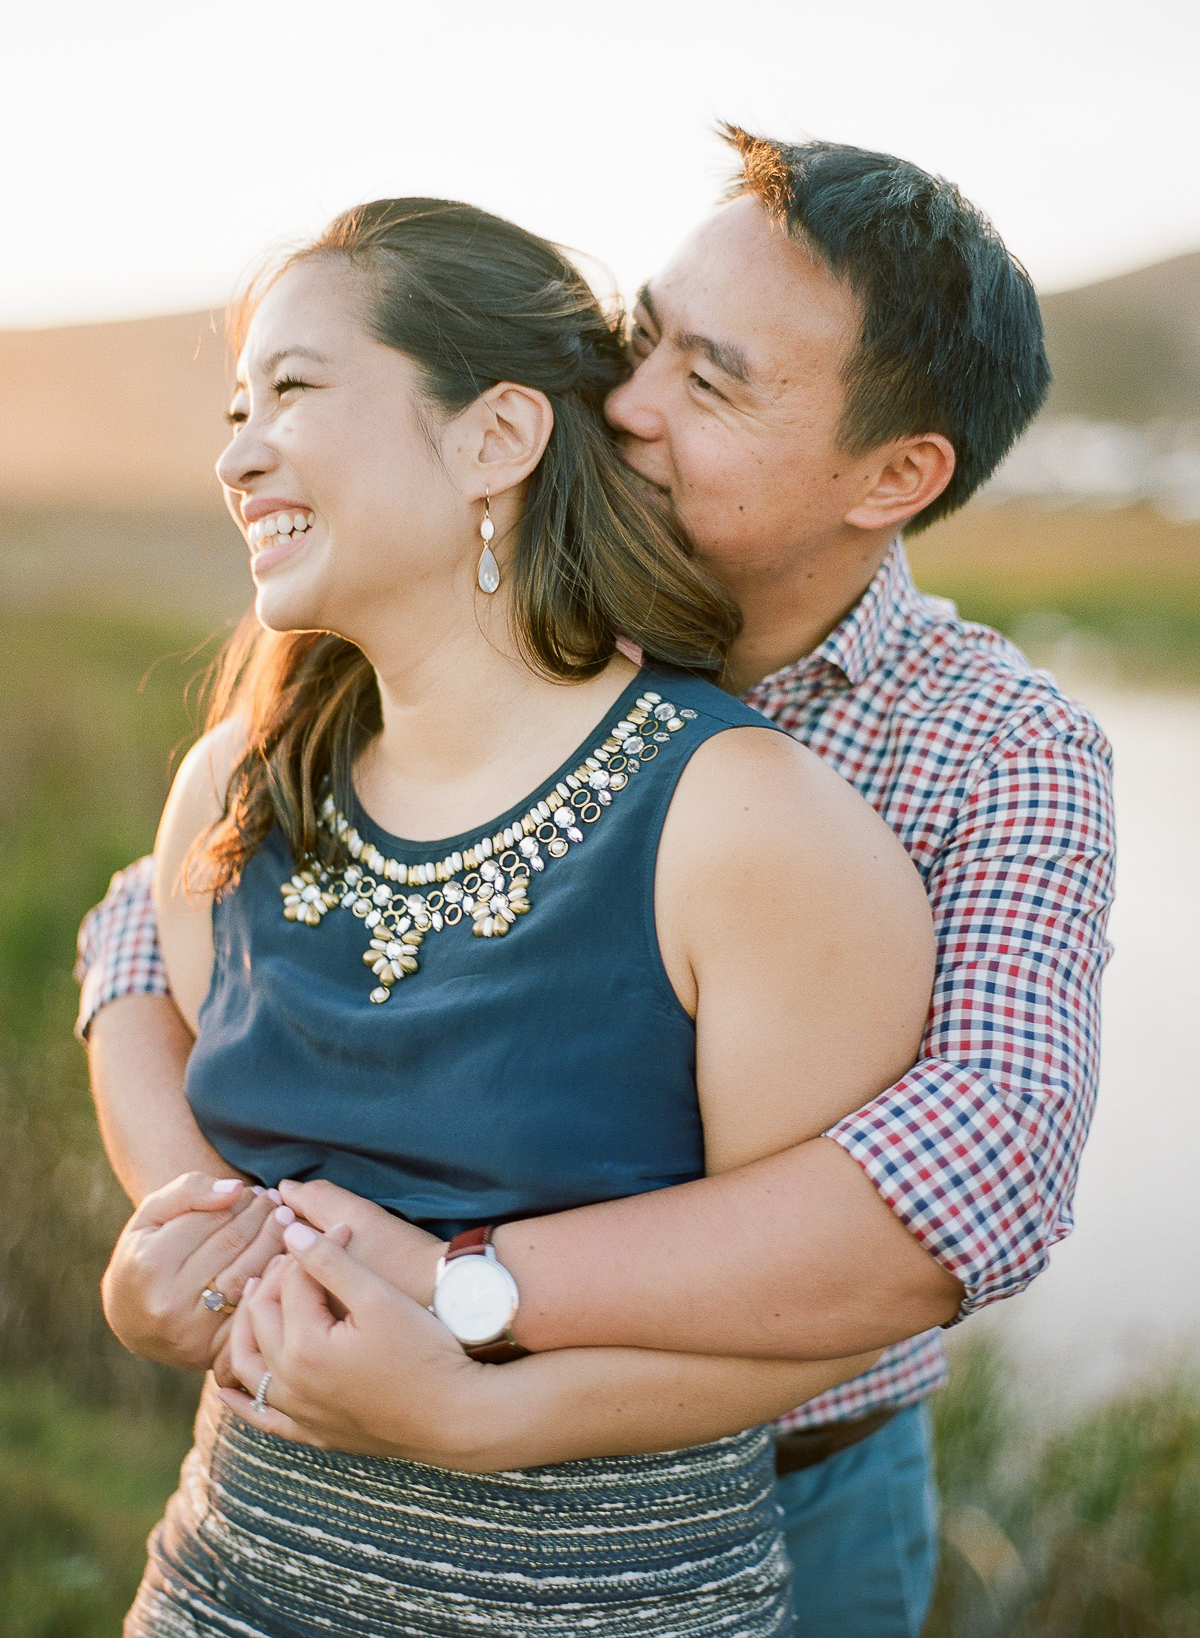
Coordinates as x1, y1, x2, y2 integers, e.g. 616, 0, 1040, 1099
74, 855, 169, 1041
824, 704, 1116, 1319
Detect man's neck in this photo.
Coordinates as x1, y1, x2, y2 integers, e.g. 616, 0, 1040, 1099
719, 532, 894, 697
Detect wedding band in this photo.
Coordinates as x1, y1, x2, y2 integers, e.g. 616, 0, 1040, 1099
201, 1287, 236, 1315
254, 1371, 273, 1414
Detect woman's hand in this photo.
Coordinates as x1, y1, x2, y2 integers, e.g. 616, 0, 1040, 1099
101, 1172, 286, 1375
219, 1223, 483, 1461
277, 1178, 445, 1305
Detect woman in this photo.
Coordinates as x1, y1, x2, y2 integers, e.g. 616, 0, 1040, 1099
123, 197, 934, 1636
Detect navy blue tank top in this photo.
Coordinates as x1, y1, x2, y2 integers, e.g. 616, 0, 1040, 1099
186, 668, 780, 1237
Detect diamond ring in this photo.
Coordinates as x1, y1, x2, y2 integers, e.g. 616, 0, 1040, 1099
253, 1371, 273, 1414
201, 1287, 236, 1315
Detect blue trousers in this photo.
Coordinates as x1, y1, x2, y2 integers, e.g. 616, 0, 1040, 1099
775, 1403, 939, 1638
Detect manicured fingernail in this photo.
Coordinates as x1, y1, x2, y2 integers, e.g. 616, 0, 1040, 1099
274, 1205, 295, 1226
266, 1189, 282, 1204
284, 1222, 319, 1253
212, 1179, 241, 1195
251, 1185, 265, 1196
243, 1277, 260, 1297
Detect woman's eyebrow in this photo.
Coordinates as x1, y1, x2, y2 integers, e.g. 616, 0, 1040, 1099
235, 345, 329, 390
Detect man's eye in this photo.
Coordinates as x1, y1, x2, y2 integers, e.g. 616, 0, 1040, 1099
690, 372, 718, 395
630, 324, 655, 352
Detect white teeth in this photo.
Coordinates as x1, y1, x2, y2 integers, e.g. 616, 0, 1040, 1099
247, 510, 314, 552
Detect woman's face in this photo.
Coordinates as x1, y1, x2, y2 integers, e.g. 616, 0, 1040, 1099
218, 258, 468, 639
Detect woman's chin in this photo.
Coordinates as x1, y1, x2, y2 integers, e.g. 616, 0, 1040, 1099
250, 545, 329, 633
253, 578, 327, 635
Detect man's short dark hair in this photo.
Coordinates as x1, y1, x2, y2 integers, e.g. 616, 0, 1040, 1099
722, 125, 1050, 532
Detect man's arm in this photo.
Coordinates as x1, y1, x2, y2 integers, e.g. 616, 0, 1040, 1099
77, 857, 222, 1204
89, 995, 237, 1203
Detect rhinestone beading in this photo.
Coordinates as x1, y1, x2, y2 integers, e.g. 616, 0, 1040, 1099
280, 692, 699, 1002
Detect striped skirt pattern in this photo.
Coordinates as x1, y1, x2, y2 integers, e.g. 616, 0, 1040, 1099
127, 1383, 793, 1637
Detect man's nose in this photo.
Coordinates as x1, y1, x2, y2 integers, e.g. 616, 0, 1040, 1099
604, 369, 665, 442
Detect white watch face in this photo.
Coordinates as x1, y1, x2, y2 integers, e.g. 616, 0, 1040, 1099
433, 1255, 518, 1346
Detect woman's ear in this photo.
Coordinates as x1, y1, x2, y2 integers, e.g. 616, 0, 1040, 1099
463, 382, 555, 500
843, 433, 955, 533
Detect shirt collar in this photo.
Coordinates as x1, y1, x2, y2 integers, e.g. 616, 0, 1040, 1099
748, 537, 922, 697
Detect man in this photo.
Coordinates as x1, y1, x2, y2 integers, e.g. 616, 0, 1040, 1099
80, 128, 1114, 1637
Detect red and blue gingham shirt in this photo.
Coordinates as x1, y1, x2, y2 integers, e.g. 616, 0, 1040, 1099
76, 541, 1116, 1428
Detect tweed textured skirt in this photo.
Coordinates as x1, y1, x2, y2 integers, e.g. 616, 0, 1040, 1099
127, 1382, 793, 1637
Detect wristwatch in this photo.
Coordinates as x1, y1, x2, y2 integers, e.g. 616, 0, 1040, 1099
431, 1226, 529, 1363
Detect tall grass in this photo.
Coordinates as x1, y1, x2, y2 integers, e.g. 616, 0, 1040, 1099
928, 1339, 1200, 1637
0, 608, 217, 1407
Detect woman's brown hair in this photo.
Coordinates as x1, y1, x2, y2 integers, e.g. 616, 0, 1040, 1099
201, 198, 741, 890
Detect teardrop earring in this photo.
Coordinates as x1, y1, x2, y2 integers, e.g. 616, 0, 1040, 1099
477, 489, 500, 594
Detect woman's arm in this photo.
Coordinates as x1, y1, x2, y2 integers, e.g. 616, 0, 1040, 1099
222, 1227, 881, 1470
659, 726, 936, 1174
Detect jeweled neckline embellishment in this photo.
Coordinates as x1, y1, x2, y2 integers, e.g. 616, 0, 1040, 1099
281, 689, 699, 1003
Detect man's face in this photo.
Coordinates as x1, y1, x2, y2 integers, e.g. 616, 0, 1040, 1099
605, 196, 869, 580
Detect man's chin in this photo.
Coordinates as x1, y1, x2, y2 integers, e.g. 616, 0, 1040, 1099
625, 468, 673, 514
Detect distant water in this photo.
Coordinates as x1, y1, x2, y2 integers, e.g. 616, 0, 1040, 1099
967, 683, 1200, 1412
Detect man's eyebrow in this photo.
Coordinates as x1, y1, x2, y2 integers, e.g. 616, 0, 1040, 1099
676, 331, 754, 387
634, 283, 754, 388
234, 345, 329, 390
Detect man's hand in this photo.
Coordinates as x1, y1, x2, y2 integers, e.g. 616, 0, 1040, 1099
101, 1173, 287, 1375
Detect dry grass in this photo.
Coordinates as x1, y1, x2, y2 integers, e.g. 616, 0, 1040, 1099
909, 501, 1200, 683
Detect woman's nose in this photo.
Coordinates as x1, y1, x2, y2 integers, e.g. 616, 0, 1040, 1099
215, 422, 277, 493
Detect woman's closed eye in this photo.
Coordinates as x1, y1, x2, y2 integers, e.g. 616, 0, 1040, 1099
223, 378, 310, 427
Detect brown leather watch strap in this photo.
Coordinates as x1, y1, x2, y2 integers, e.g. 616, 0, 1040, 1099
444, 1226, 494, 1260
465, 1337, 530, 1365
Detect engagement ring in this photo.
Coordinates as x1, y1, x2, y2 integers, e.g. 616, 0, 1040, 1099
201, 1287, 236, 1315
254, 1371, 273, 1414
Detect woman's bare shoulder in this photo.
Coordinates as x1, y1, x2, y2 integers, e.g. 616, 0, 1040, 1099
656, 722, 933, 1021
153, 717, 249, 1033
666, 723, 909, 875
157, 717, 249, 865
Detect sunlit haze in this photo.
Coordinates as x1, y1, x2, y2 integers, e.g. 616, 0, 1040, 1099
5, 0, 1200, 327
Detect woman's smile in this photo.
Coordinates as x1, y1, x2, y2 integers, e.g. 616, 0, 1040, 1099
244, 503, 318, 575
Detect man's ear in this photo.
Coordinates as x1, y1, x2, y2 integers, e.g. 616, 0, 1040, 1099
843, 434, 955, 533
457, 382, 555, 501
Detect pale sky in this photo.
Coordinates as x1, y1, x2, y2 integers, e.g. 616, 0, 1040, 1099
4, 0, 1200, 329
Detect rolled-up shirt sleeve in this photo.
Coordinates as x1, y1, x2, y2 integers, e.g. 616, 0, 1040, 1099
74, 855, 169, 1041
824, 710, 1116, 1319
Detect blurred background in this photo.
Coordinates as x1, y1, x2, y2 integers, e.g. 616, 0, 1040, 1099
2, 2, 1198, 1632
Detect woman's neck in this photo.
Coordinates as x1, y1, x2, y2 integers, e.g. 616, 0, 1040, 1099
347, 589, 638, 845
